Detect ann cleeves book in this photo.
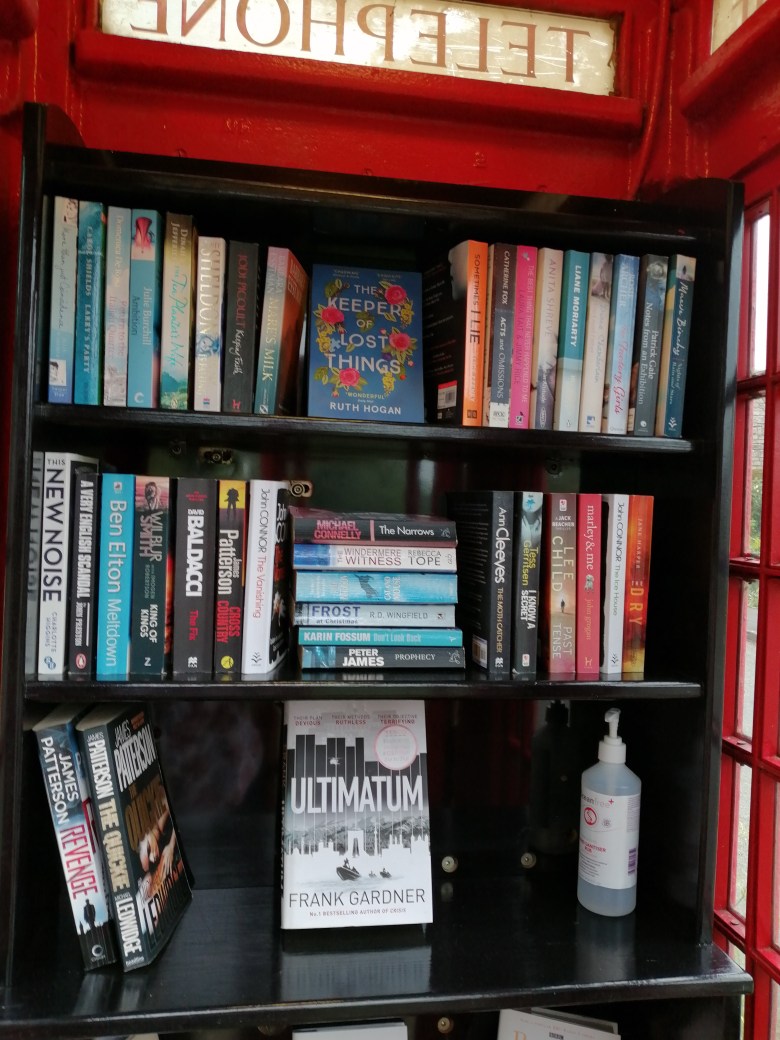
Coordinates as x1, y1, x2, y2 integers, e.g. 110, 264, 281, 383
281, 699, 432, 928
307, 264, 424, 423
76, 703, 193, 971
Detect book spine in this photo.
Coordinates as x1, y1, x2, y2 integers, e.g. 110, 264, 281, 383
274, 250, 309, 416
47, 196, 79, 404
159, 213, 196, 410
530, 247, 564, 430
578, 252, 614, 432
291, 512, 457, 544
655, 255, 697, 438
602, 254, 640, 434
222, 241, 259, 413
543, 492, 577, 676
293, 602, 457, 626
292, 543, 458, 571
628, 255, 668, 435
622, 494, 654, 674
299, 645, 467, 669
296, 626, 463, 646
601, 492, 630, 676
67, 468, 100, 677
214, 479, 248, 678
95, 474, 135, 681
35, 719, 118, 969
241, 480, 291, 675
511, 490, 543, 678
25, 450, 44, 676
460, 240, 488, 426
553, 249, 590, 431
103, 206, 132, 406
292, 570, 459, 603
508, 245, 537, 429
127, 209, 163, 408
486, 243, 515, 427
254, 245, 285, 415
575, 492, 601, 678
172, 478, 217, 679
193, 236, 227, 412
73, 201, 106, 406
130, 476, 172, 679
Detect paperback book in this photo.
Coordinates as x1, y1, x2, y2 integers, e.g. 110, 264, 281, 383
553, 249, 590, 431
497, 1007, 619, 1040
172, 477, 216, 679
159, 213, 196, 410
290, 507, 456, 546
129, 476, 172, 679
578, 252, 614, 432
601, 492, 630, 677
655, 254, 697, 438
576, 492, 602, 678
255, 246, 308, 416
483, 242, 516, 427
25, 450, 44, 676
293, 544, 457, 572
214, 479, 248, 679
511, 490, 543, 679
628, 254, 668, 435
602, 253, 639, 435
127, 209, 163, 408
622, 493, 654, 675
193, 236, 227, 412
67, 467, 100, 677
281, 699, 432, 928
296, 627, 463, 646
541, 492, 577, 677
222, 241, 260, 413
293, 603, 457, 627
95, 474, 135, 681
103, 206, 132, 407
299, 645, 466, 669
73, 200, 106, 406
530, 247, 563, 431
292, 570, 459, 604
47, 196, 79, 404
508, 245, 537, 429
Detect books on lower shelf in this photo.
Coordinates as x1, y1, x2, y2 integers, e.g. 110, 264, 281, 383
497, 1007, 619, 1040
293, 1021, 407, 1040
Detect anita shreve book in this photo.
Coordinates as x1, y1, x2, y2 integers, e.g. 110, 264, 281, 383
281, 700, 432, 929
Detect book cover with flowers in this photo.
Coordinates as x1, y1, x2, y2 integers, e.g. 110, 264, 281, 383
306, 265, 424, 423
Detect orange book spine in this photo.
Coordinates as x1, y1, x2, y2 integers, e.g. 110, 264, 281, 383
462, 240, 489, 426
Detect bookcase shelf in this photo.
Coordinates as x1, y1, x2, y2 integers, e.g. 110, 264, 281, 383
0, 103, 750, 1038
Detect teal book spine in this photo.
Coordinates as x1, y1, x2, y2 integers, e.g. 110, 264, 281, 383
127, 209, 163, 408
95, 474, 135, 680
553, 249, 590, 431
160, 213, 195, 410
103, 206, 132, 406
655, 254, 697, 438
296, 626, 464, 646
293, 570, 458, 603
47, 196, 79, 404
602, 253, 640, 434
74, 201, 107, 405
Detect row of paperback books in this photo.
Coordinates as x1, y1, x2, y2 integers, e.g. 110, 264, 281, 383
295, 1013, 619, 1040
46, 197, 308, 414
445, 490, 654, 680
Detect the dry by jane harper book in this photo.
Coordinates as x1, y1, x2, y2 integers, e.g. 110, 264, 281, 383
281, 700, 432, 929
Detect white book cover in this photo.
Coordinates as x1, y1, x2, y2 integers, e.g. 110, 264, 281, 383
529, 247, 563, 430
103, 206, 132, 406
25, 450, 44, 676
498, 1007, 619, 1040
293, 543, 458, 572
601, 492, 629, 677
578, 252, 614, 432
293, 1024, 407, 1040
193, 235, 226, 412
281, 699, 432, 929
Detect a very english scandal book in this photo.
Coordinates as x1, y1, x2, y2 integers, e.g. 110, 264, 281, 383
307, 265, 424, 423
281, 700, 432, 929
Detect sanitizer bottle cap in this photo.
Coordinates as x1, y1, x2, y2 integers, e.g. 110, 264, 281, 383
598, 707, 627, 764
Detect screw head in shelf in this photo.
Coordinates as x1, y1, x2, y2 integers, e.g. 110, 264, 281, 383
437, 1017, 455, 1034
520, 851, 537, 869
441, 854, 458, 873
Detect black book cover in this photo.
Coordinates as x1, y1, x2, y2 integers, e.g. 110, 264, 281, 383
172, 477, 217, 679
511, 491, 543, 678
67, 467, 100, 677
213, 479, 247, 678
129, 476, 172, 679
222, 241, 260, 413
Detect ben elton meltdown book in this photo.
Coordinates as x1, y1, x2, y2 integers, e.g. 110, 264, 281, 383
281, 700, 432, 929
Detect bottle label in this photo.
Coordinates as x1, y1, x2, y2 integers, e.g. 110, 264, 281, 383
578, 785, 640, 890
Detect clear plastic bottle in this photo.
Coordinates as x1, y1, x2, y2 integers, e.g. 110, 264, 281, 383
577, 708, 641, 916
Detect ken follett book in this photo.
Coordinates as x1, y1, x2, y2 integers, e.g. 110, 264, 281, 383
306, 265, 424, 423
281, 699, 432, 929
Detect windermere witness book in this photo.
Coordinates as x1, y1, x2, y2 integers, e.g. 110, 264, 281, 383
281, 699, 432, 928
293, 544, 457, 572
76, 703, 193, 971
307, 264, 424, 423
293, 570, 458, 604
655, 254, 697, 438
48, 196, 79, 404
497, 1007, 619, 1040
255, 246, 309, 416
290, 507, 456, 546
33, 704, 119, 970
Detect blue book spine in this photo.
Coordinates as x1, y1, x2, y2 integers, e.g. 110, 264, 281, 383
48, 196, 79, 403
127, 210, 163, 408
297, 626, 463, 646
602, 253, 640, 435
292, 542, 458, 571
74, 201, 107, 405
655, 254, 697, 438
553, 249, 590, 431
629, 254, 669, 436
95, 474, 135, 680
103, 206, 132, 406
293, 570, 459, 603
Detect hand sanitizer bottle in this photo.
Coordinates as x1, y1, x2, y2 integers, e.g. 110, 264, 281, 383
577, 708, 641, 916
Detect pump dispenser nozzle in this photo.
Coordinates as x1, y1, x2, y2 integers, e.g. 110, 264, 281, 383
598, 708, 626, 764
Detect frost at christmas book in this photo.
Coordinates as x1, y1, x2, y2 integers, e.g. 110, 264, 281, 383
281, 699, 432, 929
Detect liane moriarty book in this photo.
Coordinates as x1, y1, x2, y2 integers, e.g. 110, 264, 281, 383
307, 265, 424, 423
281, 699, 432, 929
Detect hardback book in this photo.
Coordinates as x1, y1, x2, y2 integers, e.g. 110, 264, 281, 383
553, 249, 590, 431
576, 492, 602, 679
497, 1007, 619, 1040
627, 254, 668, 435
446, 489, 513, 676
511, 490, 543, 679
127, 209, 163, 408
213, 479, 248, 679
172, 477, 217, 680
76, 702, 193, 970
541, 492, 577, 677
622, 493, 654, 675
655, 254, 697, 438
293, 603, 457, 627
530, 247, 564, 430
95, 474, 135, 681
293, 1020, 408, 1040
578, 252, 614, 432
240, 478, 292, 676
308, 264, 424, 423
601, 253, 640, 435
483, 243, 516, 427
67, 467, 100, 677
296, 627, 463, 647
37, 451, 98, 679
293, 570, 459, 604
129, 476, 172, 680
159, 212, 196, 411
290, 507, 456, 546
33, 704, 119, 970
281, 699, 432, 928
103, 205, 132, 407
222, 241, 260, 414
73, 200, 106, 406
293, 543, 458, 572
299, 645, 467, 669
47, 196, 79, 404
25, 450, 44, 676
508, 245, 538, 429
192, 235, 227, 412
600, 492, 630, 677
422, 240, 488, 426
254, 246, 309, 416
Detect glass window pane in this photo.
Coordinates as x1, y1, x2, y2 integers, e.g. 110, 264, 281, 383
729, 763, 752, 918
750, 212, 769, 376
744, 395, 765, 557
737, 579, 757, 741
